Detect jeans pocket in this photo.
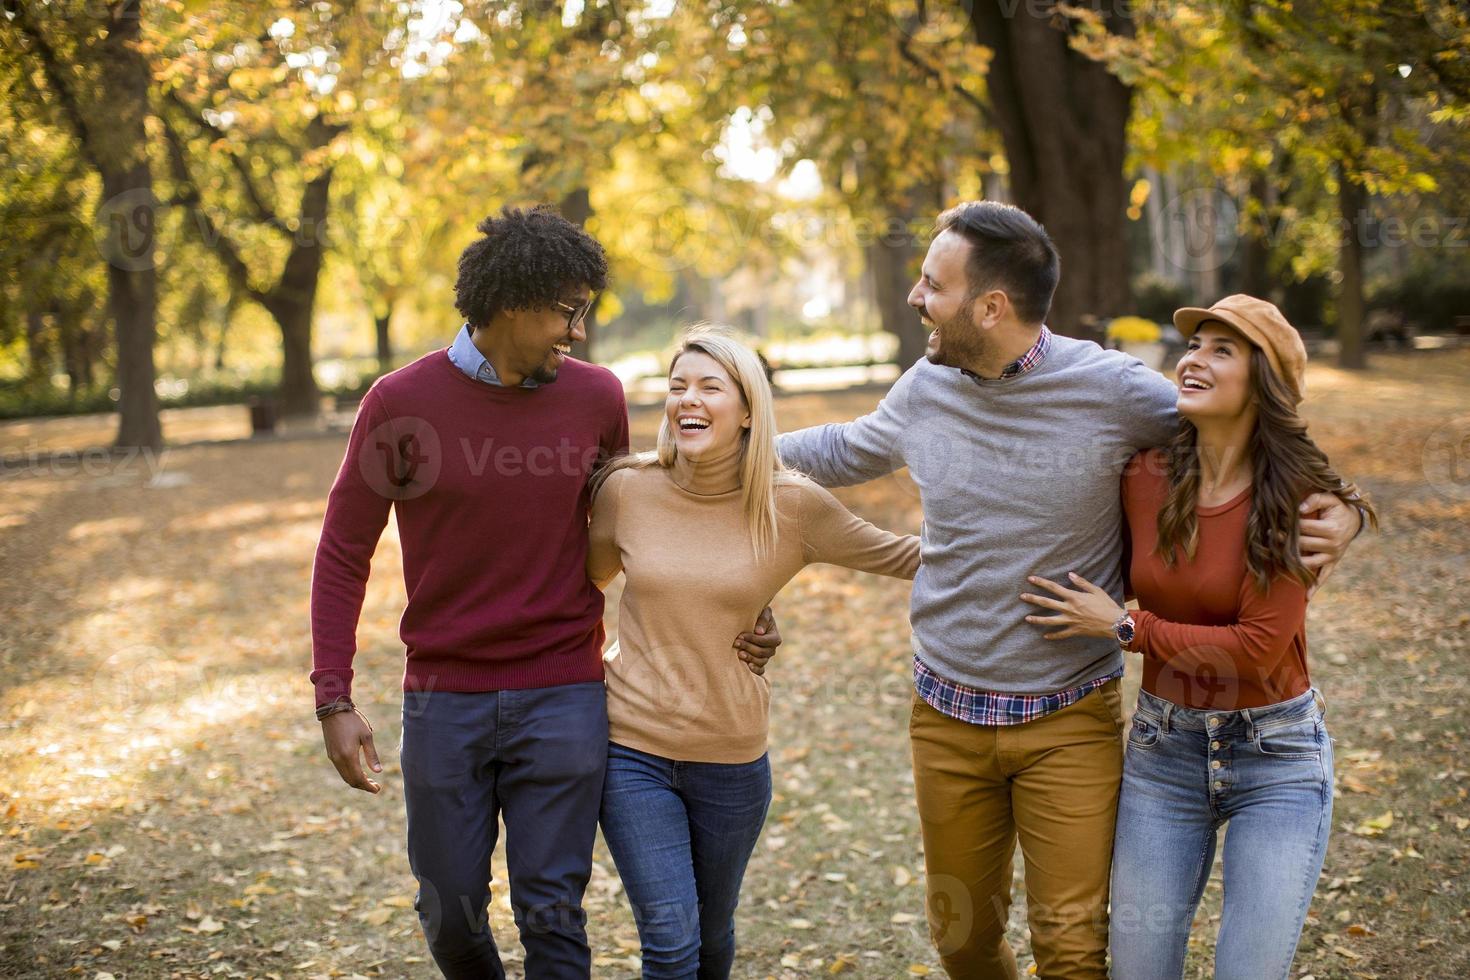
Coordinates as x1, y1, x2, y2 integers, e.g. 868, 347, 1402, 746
1255, 719, 1323, 759
1127, 715, 1160, 749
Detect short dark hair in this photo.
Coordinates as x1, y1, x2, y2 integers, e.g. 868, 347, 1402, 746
454, 205, 609, 326
934, 201, 1059, 324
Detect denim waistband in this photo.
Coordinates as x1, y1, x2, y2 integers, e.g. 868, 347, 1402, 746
1135, 687, 1325, 737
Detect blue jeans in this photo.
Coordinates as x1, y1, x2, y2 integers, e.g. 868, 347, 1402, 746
1110, 687, 1334, 980
599, 741, 772, 979
399, 683, 608, 980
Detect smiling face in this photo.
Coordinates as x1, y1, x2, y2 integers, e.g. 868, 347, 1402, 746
908, 230, 993, 370
508, 285, 591, 384
1176, 320, 1257, 422
666, 351, 750, 460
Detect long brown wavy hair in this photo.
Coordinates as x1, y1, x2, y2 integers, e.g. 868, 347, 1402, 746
1156, 344, 1378, 591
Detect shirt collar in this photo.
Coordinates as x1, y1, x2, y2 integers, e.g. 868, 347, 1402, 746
447, 324, 540, 389
960, 325, 1052, 385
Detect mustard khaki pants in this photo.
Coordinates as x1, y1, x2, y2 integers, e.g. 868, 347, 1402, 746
909, 680, 1124, 980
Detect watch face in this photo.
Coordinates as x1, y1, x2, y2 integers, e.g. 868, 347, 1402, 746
1116, 619, 1135, 644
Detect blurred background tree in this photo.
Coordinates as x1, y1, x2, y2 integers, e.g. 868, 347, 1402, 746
7, 0, 163, 450
2, 0, 1465, 440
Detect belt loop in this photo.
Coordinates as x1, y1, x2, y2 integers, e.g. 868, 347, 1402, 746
1241, 706, 1256, 741
1159, 701, 1173, 735
1313, 688, 1327, 718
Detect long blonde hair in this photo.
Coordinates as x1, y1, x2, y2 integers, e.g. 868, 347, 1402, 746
592, 324, 798, 560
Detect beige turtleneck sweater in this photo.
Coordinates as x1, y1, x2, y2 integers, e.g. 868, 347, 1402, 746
588, 445, 919, 764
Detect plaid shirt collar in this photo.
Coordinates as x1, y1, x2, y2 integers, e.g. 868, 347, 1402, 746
960, 325, 1052, 384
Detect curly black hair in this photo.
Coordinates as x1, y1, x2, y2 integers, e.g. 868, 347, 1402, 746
454, 205, 609, 326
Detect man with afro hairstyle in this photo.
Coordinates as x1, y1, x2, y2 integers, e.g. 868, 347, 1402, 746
452, 204, 608, 387
310, 204, 782, 978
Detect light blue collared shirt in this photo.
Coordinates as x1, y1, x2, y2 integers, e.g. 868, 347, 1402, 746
447, 324, 540, 388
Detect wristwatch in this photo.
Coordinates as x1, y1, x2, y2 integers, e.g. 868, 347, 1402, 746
1112, 612, 1136, 648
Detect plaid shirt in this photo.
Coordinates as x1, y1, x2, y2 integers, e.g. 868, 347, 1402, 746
960, 325, 1052, 384
915, 656, 1123, 726
925, 324, 1118, 725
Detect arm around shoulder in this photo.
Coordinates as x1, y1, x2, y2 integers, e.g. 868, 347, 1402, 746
776, 365, 916, 487
796, 479, 920, 579
1117, 353, 1180, 450
587, 465, 628, 589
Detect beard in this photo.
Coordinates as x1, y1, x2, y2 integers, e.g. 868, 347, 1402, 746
528, 344, 572, 385
923, 297, 992, 370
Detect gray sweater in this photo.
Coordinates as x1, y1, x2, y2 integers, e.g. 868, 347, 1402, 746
776, 335, 1178, 694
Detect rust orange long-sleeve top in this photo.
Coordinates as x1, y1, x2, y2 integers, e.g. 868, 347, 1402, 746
1122, 448, 1311, 710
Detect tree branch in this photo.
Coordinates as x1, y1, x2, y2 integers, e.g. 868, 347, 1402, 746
895, 31, 1001, 133
163, 88, 288, 232
10, 3, 103, 172
158, 111, 268, 305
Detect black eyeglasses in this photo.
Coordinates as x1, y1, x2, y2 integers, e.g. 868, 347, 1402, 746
553, 296, 595, 328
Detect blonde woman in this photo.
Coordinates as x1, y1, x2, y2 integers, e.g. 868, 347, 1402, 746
588, 327, 919, 978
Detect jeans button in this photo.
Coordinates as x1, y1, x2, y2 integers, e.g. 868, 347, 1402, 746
1207, 717, 1220, 729
1211, 760, 1222, 770
1211, 740, 1221, 750
1213, 780, 1223, 789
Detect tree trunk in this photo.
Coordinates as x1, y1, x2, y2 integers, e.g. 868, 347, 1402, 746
214, 302, 232, 372
866, 235, 928, 368
100, 12, 162, 450
1239, 170, 1272, 299
1336, 163, 1367, 370
25, 311, 49, 384
558, 186, 597, 362
262, 171, 333, 416
16, 0, 161, 449
967, 1, 1133, 339
375, 307, 393, 375
59, 308, 98, 395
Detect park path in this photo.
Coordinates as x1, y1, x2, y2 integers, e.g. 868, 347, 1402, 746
1, 348, 1467, 978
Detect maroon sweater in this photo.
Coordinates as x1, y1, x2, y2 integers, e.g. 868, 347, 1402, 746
309, 350, 629, 708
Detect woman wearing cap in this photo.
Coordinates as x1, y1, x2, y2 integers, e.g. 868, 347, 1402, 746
1018, 295, 1375, 979
586, 326, 919, 978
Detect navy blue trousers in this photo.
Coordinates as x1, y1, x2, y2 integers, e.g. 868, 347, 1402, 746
400, 683, 608, 979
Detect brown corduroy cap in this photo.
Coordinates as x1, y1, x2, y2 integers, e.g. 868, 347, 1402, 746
1172, 294, 1308, 405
